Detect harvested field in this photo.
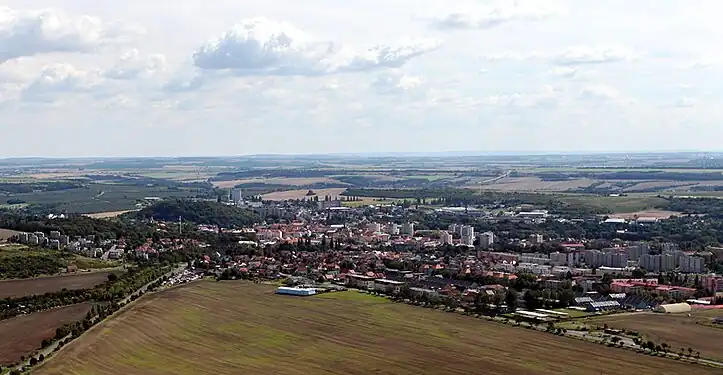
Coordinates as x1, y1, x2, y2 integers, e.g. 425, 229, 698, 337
479, 177, 597, 192
212, 177, 343, 188
84, 210, 135, 218
610, 210, 683, 220
590, 311, 723, 361
0, 271, 121, 299
623, 181, 698, 192
35, 281, 718, 375
261, 188, 347, 201
0, 303, 92, 365
559, 195, 668, 213
0, 228, 21, 241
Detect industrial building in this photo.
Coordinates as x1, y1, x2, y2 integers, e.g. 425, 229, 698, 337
653, 302, 692, 314
276, 286, 317, 296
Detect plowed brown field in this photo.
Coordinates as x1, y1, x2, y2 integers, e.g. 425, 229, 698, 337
0, 303, 92, 365
0, 271, 117, 299
34, 282, 718, 375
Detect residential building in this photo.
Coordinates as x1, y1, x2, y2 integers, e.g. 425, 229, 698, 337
346, 274, 375, 289
603, 252, 629, 268
528, 234, 543, 244
231, 189, 243, 204
402, 223, 414, 236
584, 250, 604, 267
385, 223, 400, 235
441, 231, 453, 245
374, 279, 405, 294
679, 255, 705, 273
460, 225, 474, 246
479, 232, 494, 249
702, 275, 723, 293
367, 223, 381, 233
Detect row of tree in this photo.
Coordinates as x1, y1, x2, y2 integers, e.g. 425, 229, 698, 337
0, 266, 170, 321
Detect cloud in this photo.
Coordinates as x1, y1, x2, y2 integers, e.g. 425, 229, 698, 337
22, 63, 103, 102
481, 86, 561, 108
547, 66, 577, 78
672, 97, 697, 108
192, 17, 439, 76
554, 46, 638, 65
103, 49, 167, 80
428, 1, 561, 30
370, 73, 425, 94
678, 57, 722, 70
481, 51, 540, 61
579, 84, 620, 101
0, 6, 142, 63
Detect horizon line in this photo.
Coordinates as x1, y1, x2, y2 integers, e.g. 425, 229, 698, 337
0, 149, 722, 160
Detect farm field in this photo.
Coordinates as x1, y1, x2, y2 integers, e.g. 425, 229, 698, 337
84, 210, 135, 218
589, 311, 723, 361
0, 303, 92, 365
609, 210, 683, 220
0, 228, 21, 240
5, 183, 199, 214
261, 188, 347, 201
558, 195, 669, 213
480, 177, 598, 192
35, 281, 718, 375
342, 197, 400, 207
0, 270, 122, 299
212, 177, 344, 188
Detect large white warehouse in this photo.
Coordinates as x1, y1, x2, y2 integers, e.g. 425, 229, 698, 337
276, 287, 317, 296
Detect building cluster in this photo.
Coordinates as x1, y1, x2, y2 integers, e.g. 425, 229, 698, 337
15, 231, 114, 258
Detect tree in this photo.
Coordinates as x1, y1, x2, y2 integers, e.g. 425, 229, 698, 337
505, 289, 518, 312
30, 357, 38, 366
39, 354, 45, 362
688, 347, 693, 357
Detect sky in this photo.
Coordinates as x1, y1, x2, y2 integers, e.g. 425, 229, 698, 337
1, 0, 722, 157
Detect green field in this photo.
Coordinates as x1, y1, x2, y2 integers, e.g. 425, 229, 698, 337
34, 281, 718, 375
4, 183, 201, 214
558, 195, 669, 213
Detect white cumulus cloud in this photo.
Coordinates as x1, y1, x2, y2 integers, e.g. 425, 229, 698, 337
428, 1, 561, 29
554, 46, 638, 65
104, 49, 167, 80
0, 6, 141, 63
192, 17, 440, 76
370, 73, 425, 94
673, 97, 697, 108
22, 63, 103, 102
548, 66, 577, 78
579, 84, 620, 101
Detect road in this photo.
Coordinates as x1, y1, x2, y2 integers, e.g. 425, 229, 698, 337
479, 170, 512, 186
7, 265, 185, 374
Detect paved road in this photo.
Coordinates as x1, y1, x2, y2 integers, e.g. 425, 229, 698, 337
7, 265, 185, 374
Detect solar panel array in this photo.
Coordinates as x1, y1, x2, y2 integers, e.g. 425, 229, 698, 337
589, 301, 621, 309
574, 297, 593, 304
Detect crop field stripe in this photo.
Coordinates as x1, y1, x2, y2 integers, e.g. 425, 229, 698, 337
589, 312, 723, 362
0, 303, 92, 365
35, 281, 719, 375
0, 271, 122, 299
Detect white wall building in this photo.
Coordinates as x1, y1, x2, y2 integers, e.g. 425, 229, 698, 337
441, 231, 453, 245
402, 223, 415, 236
231, 188, 243, 204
